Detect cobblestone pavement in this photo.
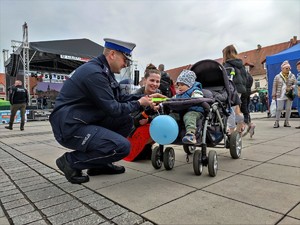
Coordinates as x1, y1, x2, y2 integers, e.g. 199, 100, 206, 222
0, 113, 300, 225
0, 131, 153, 225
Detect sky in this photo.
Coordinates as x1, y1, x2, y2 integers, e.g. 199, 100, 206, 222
0, 0, 299, 78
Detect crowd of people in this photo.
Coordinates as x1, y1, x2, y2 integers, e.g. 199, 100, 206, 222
249, 93, 268, 113
4, 38, 300, 184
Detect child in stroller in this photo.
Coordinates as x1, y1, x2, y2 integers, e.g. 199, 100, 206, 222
171, 69, 204, 144
150, 60, 242, 177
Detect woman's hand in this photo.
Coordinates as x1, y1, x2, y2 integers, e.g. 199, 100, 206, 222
150, 102, 161, 111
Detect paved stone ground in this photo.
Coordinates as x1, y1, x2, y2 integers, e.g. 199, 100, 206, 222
0, 113, 300, 225
0, 135, 154, 225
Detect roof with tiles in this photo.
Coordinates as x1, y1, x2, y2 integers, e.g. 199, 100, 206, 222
167, 64, 192, 82
167, 36, 299, 80
0, 73, 6, 97
237, 41, 298, 76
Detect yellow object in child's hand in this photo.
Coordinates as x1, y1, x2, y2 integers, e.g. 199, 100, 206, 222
151, 98, 168, 103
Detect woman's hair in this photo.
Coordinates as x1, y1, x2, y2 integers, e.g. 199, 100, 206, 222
144, 63, 161, 78
222, 44, 238, 63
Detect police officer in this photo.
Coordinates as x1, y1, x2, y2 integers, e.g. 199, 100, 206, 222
50, 38, 163, 184
5, 80, 29, 131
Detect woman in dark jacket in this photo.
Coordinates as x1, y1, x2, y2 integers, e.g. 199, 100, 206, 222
223, 45, 247, 94
222, 45, 247, 134
123, 64, 162, 161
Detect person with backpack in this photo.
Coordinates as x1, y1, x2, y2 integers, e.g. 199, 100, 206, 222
240, 72, 256, 138
222, 44, 247, 134
158, 64, 174, 98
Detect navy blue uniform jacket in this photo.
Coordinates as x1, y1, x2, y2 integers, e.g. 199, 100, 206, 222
50, 54, 143, 144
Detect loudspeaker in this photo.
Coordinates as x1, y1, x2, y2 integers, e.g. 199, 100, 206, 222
6, 54, 20, 77
134, 70, 139, 86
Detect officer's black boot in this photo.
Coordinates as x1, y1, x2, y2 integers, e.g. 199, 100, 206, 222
87, 164, 125, 176
5, 122, 13, 130
20, 122, 24, 131
56, 154, 89, 184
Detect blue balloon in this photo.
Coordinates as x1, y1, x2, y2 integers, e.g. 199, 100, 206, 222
150, 115, 179, 145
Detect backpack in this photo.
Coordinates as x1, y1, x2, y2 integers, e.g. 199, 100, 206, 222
159, 71, 172, 98
224, 66, 241, 106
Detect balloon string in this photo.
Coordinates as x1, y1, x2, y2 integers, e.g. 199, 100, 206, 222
157, 103, 164, 115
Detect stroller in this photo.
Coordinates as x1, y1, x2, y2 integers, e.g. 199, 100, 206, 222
150, 59, 242, 177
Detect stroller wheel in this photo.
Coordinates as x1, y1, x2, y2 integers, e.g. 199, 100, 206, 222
183, 145, 196, 155
163, 147, 175, 170
193, 150, 203, 176
229, 131, 242, 159
208, 150, 218, 177
151, 146, 162, 169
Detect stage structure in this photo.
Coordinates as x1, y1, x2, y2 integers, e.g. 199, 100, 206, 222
4, 23, 140, 106
4, 23, 104, 104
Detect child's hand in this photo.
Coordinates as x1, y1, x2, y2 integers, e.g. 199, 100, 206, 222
139, 118, 148, 126
191, 90, 203, 98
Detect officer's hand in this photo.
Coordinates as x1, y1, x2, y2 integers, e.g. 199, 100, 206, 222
138, 96, 152, 107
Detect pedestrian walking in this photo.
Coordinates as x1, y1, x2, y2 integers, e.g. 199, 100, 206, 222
5, 80, 28, 131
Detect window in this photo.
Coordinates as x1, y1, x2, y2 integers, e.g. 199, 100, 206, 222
245, 65, 250, 72
0, 85, 4, 93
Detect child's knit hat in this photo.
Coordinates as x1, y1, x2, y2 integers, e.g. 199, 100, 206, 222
176, 70, 196, 88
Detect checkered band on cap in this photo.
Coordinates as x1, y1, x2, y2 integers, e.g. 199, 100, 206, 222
104, 38, 136, 56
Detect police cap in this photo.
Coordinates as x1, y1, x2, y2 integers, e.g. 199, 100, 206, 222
104, 38, 136, 61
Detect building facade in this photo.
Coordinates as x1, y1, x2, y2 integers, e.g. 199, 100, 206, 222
167, 36, 299, 93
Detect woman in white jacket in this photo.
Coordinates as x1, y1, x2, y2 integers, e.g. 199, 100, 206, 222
272, 60, 296, 128
295, 60, 300, 129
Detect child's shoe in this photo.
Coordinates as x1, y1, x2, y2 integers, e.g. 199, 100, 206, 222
182, 133, 197, 144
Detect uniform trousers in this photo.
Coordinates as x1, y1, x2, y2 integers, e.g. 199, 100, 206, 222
53, 116, 132, 170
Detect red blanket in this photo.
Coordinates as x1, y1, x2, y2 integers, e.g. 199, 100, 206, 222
123, 124, 151, 161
